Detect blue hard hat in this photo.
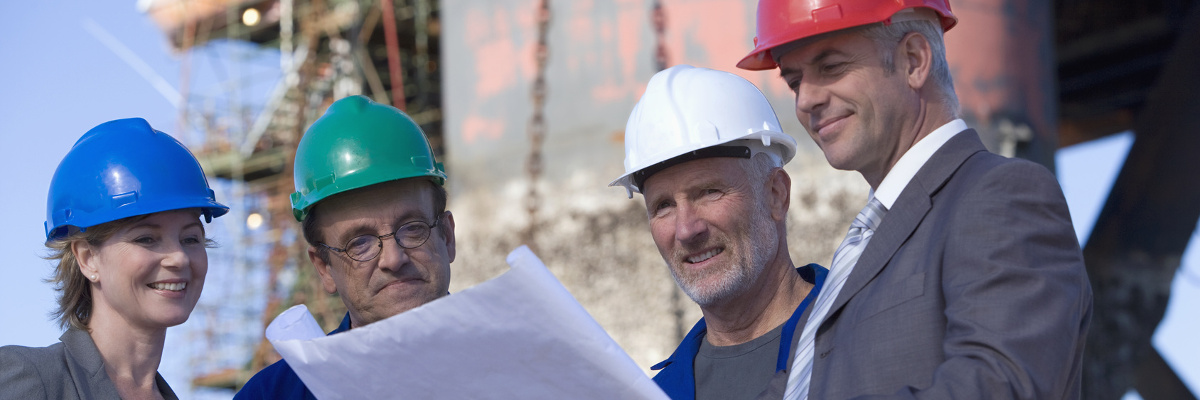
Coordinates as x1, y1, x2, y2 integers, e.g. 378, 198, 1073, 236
45, 118, 229, 242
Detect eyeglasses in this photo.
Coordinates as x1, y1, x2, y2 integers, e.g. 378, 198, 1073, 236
318, 212, 446, 262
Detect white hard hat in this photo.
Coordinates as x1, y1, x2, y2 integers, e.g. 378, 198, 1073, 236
610, 64, 797, 198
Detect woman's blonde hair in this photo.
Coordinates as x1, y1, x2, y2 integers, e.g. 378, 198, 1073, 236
44, 218, 135, 332
44, 212, 213, 331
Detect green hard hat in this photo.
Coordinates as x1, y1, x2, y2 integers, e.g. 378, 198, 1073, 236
291, 95, 446, 221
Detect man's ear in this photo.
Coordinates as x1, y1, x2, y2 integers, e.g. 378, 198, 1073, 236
309, 247, 339, 294
73, 240, 99, 282
768, 168, 792, 222
439, 211, 457, 263
899, 31, 934, 90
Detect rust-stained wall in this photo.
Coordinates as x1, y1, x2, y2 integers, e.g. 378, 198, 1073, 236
439, 0, 865, 372
441, 0, 812, 189
945, 0, 1059, 169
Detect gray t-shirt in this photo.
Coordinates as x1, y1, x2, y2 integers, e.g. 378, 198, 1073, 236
694, 322, 787, 400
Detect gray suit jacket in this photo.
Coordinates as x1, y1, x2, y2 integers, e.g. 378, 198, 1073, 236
806, 130, 1093, 399
0, 327, 177, 400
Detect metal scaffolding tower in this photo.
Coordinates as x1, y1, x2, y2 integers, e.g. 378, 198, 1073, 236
140, 0, 444, 390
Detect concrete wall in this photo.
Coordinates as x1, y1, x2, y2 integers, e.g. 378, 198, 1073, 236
439, 0, 866, 372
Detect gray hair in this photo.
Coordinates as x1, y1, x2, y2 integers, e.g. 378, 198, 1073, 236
860, 19, 960, 116
739, 151, 782, 208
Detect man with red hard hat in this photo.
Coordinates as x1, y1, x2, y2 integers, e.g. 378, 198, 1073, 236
740, 0, 1092, 398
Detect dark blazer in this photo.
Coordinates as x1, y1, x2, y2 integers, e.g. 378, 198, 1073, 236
0, 328, 178, 400
807, 130, 1093, 399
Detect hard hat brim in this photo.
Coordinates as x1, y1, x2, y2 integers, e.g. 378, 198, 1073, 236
610, 132, 796, 197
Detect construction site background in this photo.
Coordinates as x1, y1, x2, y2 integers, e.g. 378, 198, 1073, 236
2, 0, 1198, 399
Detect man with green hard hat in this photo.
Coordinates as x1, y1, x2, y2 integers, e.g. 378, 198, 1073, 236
236, 95, 455, 399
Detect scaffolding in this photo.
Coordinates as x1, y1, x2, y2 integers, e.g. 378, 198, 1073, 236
136, 1, 1200, 398
140, 0, 444, 390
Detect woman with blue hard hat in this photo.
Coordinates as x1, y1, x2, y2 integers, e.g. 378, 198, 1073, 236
0, 118, 228, 399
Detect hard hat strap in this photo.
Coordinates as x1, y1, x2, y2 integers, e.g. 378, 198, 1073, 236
632, 146, 752, 191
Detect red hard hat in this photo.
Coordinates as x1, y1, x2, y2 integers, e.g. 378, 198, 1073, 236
738, 0, 957, 71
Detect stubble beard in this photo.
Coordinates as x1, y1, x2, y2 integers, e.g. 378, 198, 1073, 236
670, 200, 778, 308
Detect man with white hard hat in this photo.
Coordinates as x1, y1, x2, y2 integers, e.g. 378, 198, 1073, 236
739, 0, 1092, 398
612, 64, 826, 399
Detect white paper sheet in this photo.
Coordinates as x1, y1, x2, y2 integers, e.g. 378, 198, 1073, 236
265, 245, 669, 400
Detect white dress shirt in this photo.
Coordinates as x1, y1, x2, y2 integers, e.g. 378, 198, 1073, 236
871, 119, 968, 208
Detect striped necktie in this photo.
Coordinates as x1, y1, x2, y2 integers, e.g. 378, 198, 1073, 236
785, 196, 887, 400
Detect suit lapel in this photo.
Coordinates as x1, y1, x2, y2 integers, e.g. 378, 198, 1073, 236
824, 130, 989, 321
61, 327, 122, 399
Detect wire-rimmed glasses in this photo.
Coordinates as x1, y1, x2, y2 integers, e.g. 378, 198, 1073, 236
317, 211, 446, 262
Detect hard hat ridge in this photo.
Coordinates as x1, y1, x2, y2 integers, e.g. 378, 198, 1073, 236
738, 0, 957, 71
45, 118, 229, 242
290, 95, 447, 221
611, 65, 798, 198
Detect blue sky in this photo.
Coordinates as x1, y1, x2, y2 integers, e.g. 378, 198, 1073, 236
0, 2, 273, 398
0, 2, 181, 347
1, 2, 1197, 399
1058, 133, 1200, 398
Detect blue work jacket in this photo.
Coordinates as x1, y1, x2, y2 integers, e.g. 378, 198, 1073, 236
234, 313, 353, 400
650, 264, 827, 400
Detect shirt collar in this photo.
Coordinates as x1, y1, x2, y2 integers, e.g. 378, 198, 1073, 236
331, 312, 353, 334
872, 119, 967, 209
